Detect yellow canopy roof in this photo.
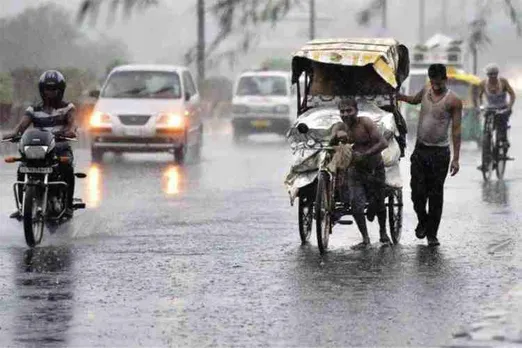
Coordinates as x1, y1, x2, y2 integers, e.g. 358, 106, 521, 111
292, 38, 402, 88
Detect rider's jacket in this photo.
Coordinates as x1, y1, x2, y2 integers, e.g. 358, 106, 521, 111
25, 101, 75, 133
485, 79, 508, 108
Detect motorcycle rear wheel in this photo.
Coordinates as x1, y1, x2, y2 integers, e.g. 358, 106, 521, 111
23, 186, 44, 247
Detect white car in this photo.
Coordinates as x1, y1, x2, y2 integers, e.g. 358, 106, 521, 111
88, 64, 203, 164
231, 70, 296, 142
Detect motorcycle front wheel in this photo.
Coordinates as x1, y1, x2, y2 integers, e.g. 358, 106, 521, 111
23, 186, 44, 247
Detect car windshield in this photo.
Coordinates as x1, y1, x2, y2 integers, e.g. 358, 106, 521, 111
101, 71, 182, 99
236, 75, 288, 97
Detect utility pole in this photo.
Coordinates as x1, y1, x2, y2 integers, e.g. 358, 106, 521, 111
441, 0, 448, 32
309, 0, 316, 40
419, 0, 425, 42
382, 0, 387, 30
197, 0, 205, 87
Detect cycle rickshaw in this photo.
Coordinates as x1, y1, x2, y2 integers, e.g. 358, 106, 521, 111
284, 38, 410, 254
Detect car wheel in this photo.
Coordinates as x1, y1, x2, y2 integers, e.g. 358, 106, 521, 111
174, 145, 186, 165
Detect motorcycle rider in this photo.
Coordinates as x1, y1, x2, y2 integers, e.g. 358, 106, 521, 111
4, 70, 77, 219
478, 63, 516, 149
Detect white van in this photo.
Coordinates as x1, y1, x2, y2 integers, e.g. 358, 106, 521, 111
231, 70, 296, 142
88, 65, 203, 164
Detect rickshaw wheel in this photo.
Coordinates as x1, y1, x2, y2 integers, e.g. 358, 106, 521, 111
298, 194, 313, 244
388, 188, 403, 245
315, 172, 331, 255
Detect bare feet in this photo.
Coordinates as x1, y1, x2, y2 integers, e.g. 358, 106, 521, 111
415, 223, 426, 239
379, 235, 392, 246
351, 241, 371, 250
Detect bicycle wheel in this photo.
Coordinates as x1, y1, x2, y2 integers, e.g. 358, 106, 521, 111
298, 194, 313, 244
315, 172, 331, 255
388, 189, 403, 245
481, 119, 494, 182
496, 134, 507, 180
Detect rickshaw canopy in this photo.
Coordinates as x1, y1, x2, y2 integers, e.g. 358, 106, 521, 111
291, 38, 410, 96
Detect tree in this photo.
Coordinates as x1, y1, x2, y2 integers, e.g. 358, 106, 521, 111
356, 0, 387, 30
77, 0, 300, 73
468, 0, 522, 74
0, 4, 129, 76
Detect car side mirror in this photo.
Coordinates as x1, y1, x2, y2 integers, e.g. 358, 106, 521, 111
89, 90, 100, 98
297, 123, 309, 134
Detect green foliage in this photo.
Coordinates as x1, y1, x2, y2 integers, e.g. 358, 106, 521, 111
0, 4, 129, 76
0, 72, 13, 104
200, 76, 233, 102
260, 58, 291, 71
106, 58, 129, 76
10, 67, 97, 105
77, 0, 299, 68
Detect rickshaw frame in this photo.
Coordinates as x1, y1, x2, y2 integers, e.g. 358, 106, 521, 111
289, 38, 409, 253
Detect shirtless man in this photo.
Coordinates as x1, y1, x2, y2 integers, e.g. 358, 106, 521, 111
331, 97, 389, 249
397, 64, 462, 246
478, 63, 516, 148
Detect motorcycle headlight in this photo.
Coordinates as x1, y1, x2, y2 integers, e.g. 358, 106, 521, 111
24, 146, 48, 159
274, 104, 290, 114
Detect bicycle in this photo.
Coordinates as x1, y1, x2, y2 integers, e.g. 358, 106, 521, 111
480, 106, 513, 181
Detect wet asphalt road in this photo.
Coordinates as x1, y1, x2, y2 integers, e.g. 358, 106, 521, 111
0, 113, 521, 347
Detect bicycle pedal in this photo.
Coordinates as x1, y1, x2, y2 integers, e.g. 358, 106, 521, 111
337, 219, 353, 225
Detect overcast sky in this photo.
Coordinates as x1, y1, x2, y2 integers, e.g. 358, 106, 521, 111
1, 0, 521, 78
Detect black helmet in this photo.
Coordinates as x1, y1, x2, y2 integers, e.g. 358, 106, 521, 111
38, 70, 66, 104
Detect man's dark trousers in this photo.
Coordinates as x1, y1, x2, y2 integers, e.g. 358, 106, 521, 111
410, 143, 451, 239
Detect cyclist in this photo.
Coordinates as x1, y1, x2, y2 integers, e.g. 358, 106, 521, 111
479, 64, 516, 149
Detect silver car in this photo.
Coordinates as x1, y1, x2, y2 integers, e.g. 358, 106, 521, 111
88, 65, 203, 164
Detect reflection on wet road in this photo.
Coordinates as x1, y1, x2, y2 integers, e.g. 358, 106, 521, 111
0, 120, 520, 346
86, 164, 101, 208
163, 165, 181, 196
13, 246, 74, 347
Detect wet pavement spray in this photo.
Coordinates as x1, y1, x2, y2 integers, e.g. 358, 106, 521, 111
0, 113, 521, 347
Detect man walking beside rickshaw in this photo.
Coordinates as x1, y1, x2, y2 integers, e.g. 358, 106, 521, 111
397, 64, 462, 247
331, 97, 390, 249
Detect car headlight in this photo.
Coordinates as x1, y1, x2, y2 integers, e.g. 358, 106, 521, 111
274, 104, 290, 114
90, 112, 112, 128
233, 104, 249, 114
157, 113, 184, 129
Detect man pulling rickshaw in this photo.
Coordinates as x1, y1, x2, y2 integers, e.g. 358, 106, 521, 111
285, 38, 409, 254
330, 97, 390, 249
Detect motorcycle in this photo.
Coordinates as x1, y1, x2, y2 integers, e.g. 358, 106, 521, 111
3, 129, 86, 247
